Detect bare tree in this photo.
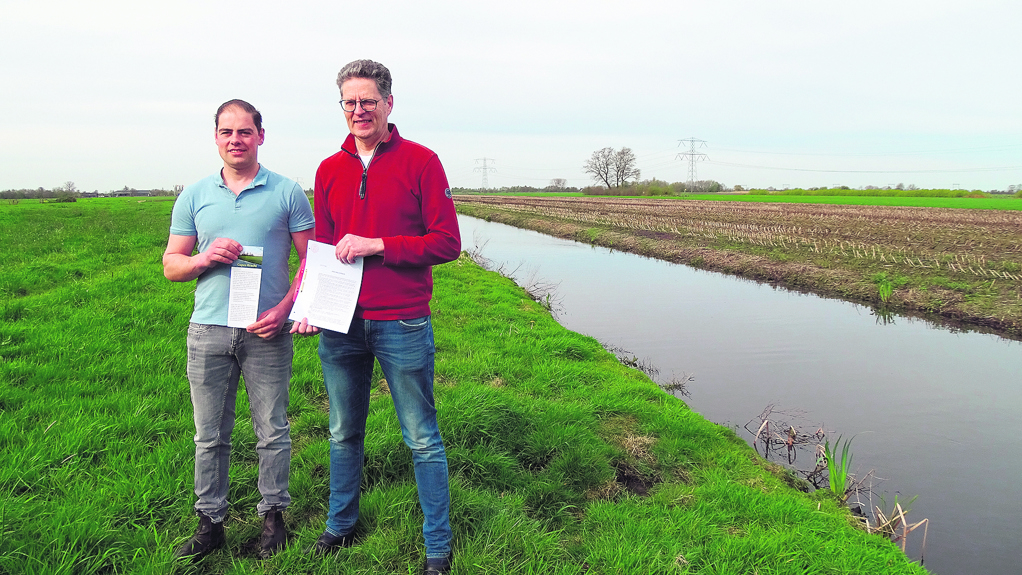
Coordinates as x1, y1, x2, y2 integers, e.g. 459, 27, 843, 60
612, 147, 640, 187
549, 178, 567, 189
60, 181, 78, 194
584, 147, 640, 188
583, 147, 615, 188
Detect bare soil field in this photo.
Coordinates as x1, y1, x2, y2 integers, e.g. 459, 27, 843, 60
455, 195, 1022, 338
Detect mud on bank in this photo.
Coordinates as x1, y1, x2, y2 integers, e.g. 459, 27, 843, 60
455, 195, 1022, 339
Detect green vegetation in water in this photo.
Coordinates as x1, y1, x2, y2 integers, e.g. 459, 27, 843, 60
0, 198, 928, 574
871, 272, 907, 304
824, 436, 855, 501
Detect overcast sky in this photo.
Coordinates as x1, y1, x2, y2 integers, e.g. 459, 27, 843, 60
3, 0, 1020, 192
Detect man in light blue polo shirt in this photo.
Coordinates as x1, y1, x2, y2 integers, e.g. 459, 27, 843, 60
163, 99, 314, 561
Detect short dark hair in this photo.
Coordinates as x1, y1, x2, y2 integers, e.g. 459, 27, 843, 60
215, 99, 262, 132
336, 60, 392, 99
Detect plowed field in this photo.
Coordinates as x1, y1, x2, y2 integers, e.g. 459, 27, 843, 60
455, 195, 1022, 337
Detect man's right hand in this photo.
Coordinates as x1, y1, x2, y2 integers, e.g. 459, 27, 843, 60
163, 235, 243, 282
199, 238, 243, 268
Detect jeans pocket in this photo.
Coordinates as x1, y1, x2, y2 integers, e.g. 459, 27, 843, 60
397, 316, 430, 330
188, 322, 214, 336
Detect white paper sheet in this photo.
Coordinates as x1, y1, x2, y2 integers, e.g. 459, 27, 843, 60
227, 246, 263, 328
289, 240, 363, 333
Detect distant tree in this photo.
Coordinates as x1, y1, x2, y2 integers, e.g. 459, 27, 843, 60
583, 146, 640, 188
54, 181, 78, 202
612, 147, 640, 187
583, 147, 615, 188
549, 178, 567, 189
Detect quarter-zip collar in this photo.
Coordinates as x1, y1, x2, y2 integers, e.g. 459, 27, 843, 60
340, 124, 401, 200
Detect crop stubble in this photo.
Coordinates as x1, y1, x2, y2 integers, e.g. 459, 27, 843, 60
455, 195, 1022, 337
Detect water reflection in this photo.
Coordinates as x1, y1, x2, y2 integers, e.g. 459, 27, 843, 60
459, 214, 1022, 575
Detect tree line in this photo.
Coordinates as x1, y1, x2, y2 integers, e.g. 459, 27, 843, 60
1, 182, 181, 201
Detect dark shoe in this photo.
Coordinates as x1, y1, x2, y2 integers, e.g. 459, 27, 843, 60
173, 511, 225, 561
423, 555, 452, 575
306, 530, 356, 555
257, 507, 287, 559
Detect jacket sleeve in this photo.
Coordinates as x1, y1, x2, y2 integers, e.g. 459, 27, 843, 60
382, 154, 461, 267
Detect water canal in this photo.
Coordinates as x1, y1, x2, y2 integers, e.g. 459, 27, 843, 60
458, 215, 1022, 575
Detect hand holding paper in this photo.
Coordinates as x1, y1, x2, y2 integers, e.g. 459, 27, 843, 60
227, 246, 263, 328
289, 240, 364, 334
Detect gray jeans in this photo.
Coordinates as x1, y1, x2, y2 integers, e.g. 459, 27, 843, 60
186, 322, 293, 521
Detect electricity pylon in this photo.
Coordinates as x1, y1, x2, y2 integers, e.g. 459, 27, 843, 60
676, 138, 708, 187
474, 158, 496, 189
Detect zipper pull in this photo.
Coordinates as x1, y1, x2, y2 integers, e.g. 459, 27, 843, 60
359, 168, 367, 199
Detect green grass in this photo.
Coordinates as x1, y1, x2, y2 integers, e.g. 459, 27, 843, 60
455, 190, 1022, 210
677, 194, 1022, 210
0, 198, 928, 574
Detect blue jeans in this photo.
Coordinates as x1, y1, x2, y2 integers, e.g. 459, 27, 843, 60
318, 316, 452, 558
186, 322, 293, 521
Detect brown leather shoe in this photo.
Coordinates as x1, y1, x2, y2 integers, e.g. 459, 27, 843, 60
257, 507, 288, 559
173, 511, 225, 561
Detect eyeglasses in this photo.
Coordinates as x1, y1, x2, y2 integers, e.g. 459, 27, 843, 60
339, 99, 381, 112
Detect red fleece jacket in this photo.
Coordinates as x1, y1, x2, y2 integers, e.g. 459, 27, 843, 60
314, 124, 461, 321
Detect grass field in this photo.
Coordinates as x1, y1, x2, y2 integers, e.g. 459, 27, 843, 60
453, 190, 1022, 211
455, 195, 1022, 338
680, 194, 1022, 210
1, 198, 929, 574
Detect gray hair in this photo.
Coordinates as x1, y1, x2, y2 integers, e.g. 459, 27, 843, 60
336, 59, 392, 99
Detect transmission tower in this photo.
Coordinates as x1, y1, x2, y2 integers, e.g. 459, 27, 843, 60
676, 138, 708, 187
474, 158, 497, 189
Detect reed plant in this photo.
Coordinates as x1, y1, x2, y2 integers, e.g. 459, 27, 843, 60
873, 273, 894, 303
823, 435, 854, 500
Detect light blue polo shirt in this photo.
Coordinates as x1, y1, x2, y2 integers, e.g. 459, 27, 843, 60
170, 165, 315, 326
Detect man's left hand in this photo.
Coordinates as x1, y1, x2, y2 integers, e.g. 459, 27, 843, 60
335, 234, 384, 264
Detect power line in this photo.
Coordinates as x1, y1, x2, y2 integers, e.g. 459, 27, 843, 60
707, 160, 1022, 174
474, 157, 496, 188
711, 142, 1022, 158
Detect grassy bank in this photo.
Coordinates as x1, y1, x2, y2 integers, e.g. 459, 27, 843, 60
455, 195, 1022, 339
1, 199, 927, 574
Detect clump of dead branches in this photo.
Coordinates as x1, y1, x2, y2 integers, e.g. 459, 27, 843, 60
745, 404, 928, 564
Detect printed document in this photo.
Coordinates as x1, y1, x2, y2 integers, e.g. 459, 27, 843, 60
227, 246, 263, 328
289, 240, 363, 333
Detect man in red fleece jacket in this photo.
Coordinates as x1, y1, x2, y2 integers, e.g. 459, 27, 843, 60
294, 59, 459, 575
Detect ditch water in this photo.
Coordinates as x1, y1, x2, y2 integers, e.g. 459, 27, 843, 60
458, 215, 1022, 575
